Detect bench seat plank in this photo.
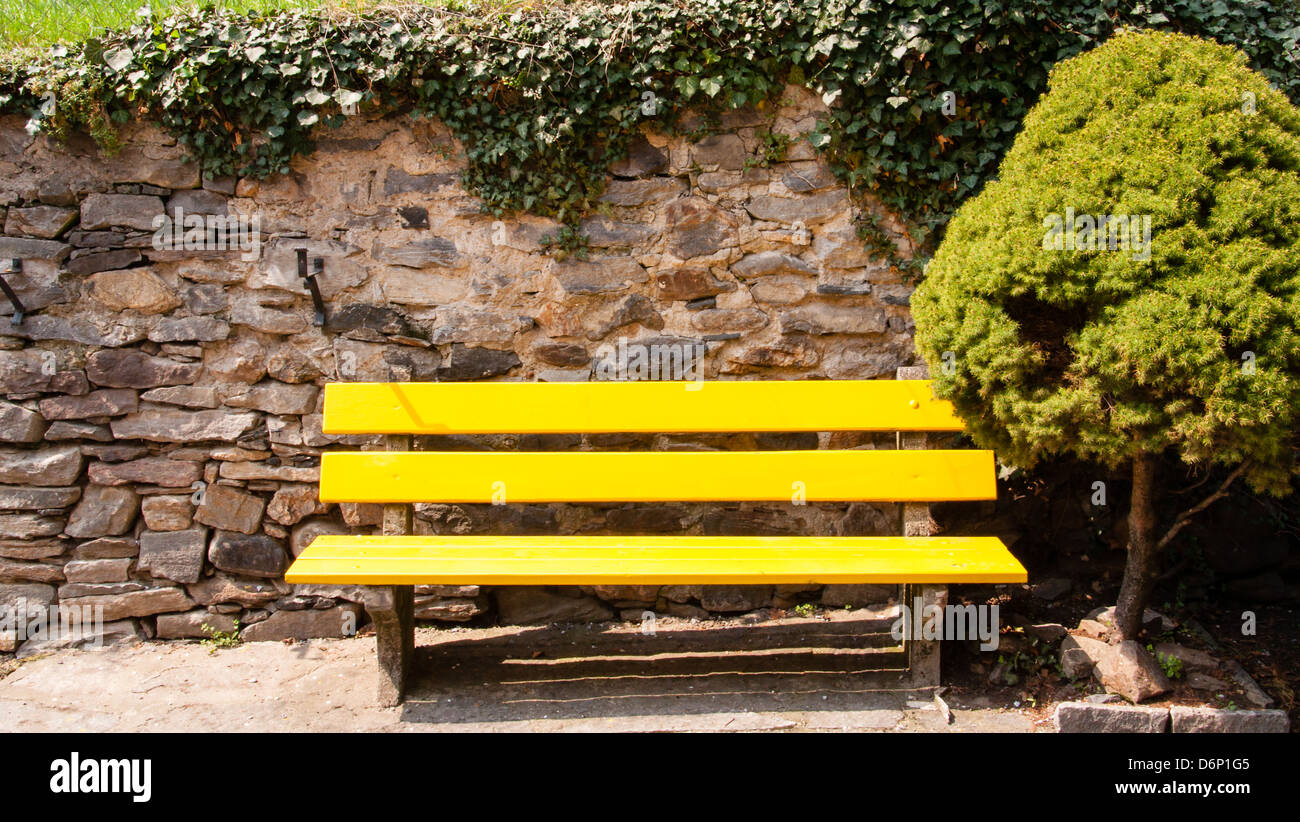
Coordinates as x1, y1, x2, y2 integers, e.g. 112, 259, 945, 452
321, 380, 965, 435
286, 535, 1027, 585
319, 449, 997, 503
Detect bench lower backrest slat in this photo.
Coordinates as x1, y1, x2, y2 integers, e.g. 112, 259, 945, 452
319, 449, 996, 504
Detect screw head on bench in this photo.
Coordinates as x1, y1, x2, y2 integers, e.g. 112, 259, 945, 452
909, 399, 919, 408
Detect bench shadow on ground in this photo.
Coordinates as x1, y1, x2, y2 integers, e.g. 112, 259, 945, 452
395, 614, 923, 725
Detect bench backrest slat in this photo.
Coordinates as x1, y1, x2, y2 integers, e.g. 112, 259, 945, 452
321, 380, 963, 435
319, 450, 996, 504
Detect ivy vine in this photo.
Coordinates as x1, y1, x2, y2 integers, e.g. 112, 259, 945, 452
2, 0, 1297, 268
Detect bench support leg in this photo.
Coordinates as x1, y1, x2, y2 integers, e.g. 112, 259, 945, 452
902, 583, 947, 688
897, 365, 945, 689
365, 585, 415, 707
369, 434, 415, 707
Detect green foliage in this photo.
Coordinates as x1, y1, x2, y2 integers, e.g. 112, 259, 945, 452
23, 48, 121, 153
1, 1, 1298, 242
792, 602, 817, 617
996, 634, 1059, 685
802, 0, 1300, 258
539, 224, 591, 261
743, 129, 795, 171
201, 620, 242, 652
1149, 645, 1186, 679
913, 30, 1300, 493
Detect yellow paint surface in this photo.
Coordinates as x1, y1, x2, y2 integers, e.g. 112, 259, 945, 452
286, 535, 1027, 585
318, 449, 996, 503
322, 380, 964, 434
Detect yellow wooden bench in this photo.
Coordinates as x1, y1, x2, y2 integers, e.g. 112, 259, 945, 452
285, 371, 1026, 704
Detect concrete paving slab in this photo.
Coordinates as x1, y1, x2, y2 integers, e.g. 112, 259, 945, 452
0, 622, 1042, 732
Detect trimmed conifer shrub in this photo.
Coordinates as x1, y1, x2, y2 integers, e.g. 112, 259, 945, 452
912, 30, 1300, 639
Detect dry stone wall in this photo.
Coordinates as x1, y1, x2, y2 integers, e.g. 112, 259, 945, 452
0, 85, 917, 654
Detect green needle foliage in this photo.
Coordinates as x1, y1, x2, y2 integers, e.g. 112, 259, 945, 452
1, 1, 1298, 257
914, 30, 1300, 492
912, 30, 1300, 636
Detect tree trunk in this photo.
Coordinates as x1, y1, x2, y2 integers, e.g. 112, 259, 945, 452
1115, 453, 1160, 641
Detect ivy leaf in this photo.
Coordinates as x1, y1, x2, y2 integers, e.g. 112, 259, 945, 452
297, 111, 319, 126
304, 89, 330, 105
335, 89, 364, 107
246, 46, 267, 62
104, 48, 133, 72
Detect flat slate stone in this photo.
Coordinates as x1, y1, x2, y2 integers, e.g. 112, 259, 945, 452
779, 303, 887, 335
745, 191, 848, 226
72, 536, 138, 560
1169, 706, 1289, 733
110, 409, 259, 442
86, 350, 201, 389
4, 205, 78, 239
223, 382, 318, 416
240, 603, 361, 641
155, 609, 237, 639
138, 386, 218, 409
1055, 702, 1169, 733
732, 251, 818, 278
64, 485, 139, 538
4, 315, 146, 348
0, 538, 68, 560
68, 249, 145, 276
138, 528, 208, 584
0, 351, 88, 395
0, 582, 56, 609
551, 256, 649, 295
664, 197, 739, 259
79, 193, 166, 231
0, 445, 84, 486
371, 236, 462, 268
62, 558, 132, 584
147, 317, 230, 343
0, 400, 46, 443
654, 268, 736, 301
0, 558, 64, 584
87, 457, 203, 488
38, 389, 139, 420
194, 485, 266, 535
140, 495, 194, 531
208, 531, 287, 578
166, 189, 228, 216
0, 485, 80, 510
60, 586, 195, 621
0, 236, 71, 262
186, 573, 280, 608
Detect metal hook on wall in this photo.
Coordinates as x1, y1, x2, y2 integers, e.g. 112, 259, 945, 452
0, 259, 27, 326
296, 248, 326, 327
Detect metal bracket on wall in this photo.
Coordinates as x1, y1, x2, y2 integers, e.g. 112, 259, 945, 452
0, 259, 27, 326
296, 248, 326, 327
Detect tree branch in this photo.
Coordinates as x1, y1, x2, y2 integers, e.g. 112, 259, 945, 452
1156, 461, 1251, 551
